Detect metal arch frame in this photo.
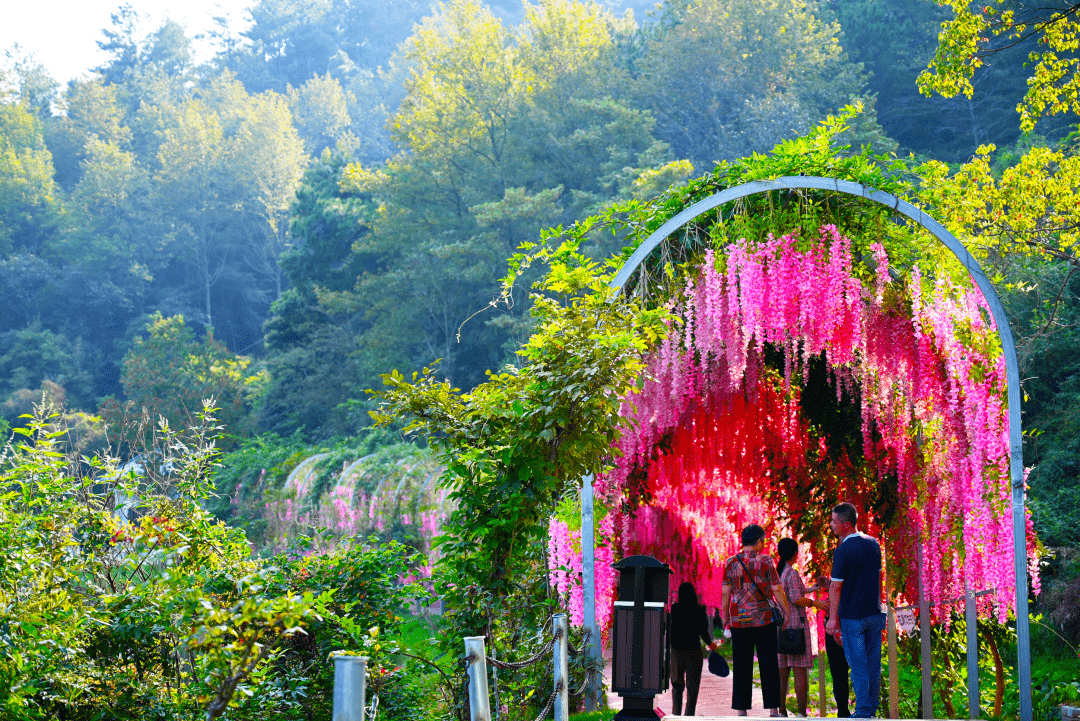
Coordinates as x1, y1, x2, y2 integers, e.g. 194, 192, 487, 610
606, 176, 1032, 721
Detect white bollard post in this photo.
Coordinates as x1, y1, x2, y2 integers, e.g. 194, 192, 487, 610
918, 542, 933, 720
966, 586, 980, 719
464, 636, 492, 721
332, 655, 368, 721
553, 614, 569, 721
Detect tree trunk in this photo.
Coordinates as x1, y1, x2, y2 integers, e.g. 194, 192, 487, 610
982, 627, 1004, 717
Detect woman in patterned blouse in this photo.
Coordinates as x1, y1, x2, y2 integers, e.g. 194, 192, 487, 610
776, 537, 820, 716
721, 524, 792, 717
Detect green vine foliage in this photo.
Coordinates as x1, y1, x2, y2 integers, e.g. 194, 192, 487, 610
575, 102, 975, 306
370, 239, 671, 717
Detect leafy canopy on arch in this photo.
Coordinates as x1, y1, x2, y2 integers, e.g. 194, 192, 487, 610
370, 236, 670, 646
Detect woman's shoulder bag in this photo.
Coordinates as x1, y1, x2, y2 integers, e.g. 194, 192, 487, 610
736, 553, 784, 627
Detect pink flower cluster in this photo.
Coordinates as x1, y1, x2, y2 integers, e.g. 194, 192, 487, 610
547, 515, 616, 633
593, 226, 1037, 622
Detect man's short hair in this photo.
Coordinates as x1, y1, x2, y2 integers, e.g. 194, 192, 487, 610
832, 502, 858, 527
741, 524, 766, 547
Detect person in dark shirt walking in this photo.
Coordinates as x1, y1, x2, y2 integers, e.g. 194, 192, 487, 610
824, 503, 885, 719
669, 581, 718, 716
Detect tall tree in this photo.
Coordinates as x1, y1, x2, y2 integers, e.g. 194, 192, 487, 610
819, 0, 1071, 161
335, 0, 678, 390
632, 0, 871, 168
104, 312, 264, 436
46, 76, 132, 188
95, 3, 146, 85
919, 0, 1080, 134
0, 99, 61, 256
287, 73, 353, 156
152, 77, 306, 350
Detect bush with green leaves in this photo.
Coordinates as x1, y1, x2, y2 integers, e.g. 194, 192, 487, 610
223, 535, 435, 721
0, 406, 430, 721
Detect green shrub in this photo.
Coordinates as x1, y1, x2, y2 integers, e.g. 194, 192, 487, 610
0, 407, 433, 721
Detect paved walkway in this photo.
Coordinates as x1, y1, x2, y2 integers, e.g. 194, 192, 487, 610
603, 650, 769, 718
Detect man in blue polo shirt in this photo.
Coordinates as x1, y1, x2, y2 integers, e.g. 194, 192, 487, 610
824, 503, 885, 718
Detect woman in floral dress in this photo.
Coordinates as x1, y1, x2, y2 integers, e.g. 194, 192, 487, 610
776, 538, 818, 716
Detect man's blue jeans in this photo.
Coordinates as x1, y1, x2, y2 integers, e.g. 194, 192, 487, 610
840, 614, 886, 718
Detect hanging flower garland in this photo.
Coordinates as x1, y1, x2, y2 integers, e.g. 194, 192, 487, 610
556, 224, 1038, 627
547, 514, 617, 632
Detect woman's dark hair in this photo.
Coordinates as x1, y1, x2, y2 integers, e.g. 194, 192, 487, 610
741, 524, 765, 547
677, 581, 699, 607
776, 537, 798, 576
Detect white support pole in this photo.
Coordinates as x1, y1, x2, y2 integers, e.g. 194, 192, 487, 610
580, 473, 601, 711
966, 586, 980, 719
918, 542, 933, 720
818, 642, 827, 717
554, 614, 569, 721
464, 636, 492, 721
332, 655, 368, 721
888, 603, 899, 719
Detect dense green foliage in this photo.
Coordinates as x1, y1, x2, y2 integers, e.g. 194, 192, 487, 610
0, 410, 430, 720
371, 231, 669, 717
0, 0, 913, 444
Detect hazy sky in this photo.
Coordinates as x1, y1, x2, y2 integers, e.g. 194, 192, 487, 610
1, 0, 255, 84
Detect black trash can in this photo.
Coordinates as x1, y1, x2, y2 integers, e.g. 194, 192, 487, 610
611, 555, 672, 719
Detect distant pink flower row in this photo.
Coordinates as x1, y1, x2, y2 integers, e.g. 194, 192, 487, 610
264, 481, 447, 583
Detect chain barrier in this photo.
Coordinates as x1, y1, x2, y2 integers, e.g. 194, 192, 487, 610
565, 627, 591, 656
529, 681, 562, 721
467, 616, 603, 719
368, 693, 380, 721
485, 625, 559, 671
461, 655, 472, 718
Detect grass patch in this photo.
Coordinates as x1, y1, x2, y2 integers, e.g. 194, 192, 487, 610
569, 712, 615, 721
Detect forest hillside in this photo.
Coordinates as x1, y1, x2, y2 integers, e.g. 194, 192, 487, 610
2, 0, 1079, 546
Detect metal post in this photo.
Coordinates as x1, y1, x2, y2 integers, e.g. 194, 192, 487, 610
888, 603, 899, 719
1011, 455, 1033, 721
966, 586, 980, 719
333, 655, 368, 721
554, 614, 569, 721
581, 473, 601, 711
918, 542, 933, 719
818, 641, 827, 717
464, 636, 492, 721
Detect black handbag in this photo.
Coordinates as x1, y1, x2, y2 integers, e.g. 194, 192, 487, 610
777, 626, 807, 655
735, 554, 784, 626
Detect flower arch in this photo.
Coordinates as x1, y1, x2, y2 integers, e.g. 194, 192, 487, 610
546, 177, 1036, 719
